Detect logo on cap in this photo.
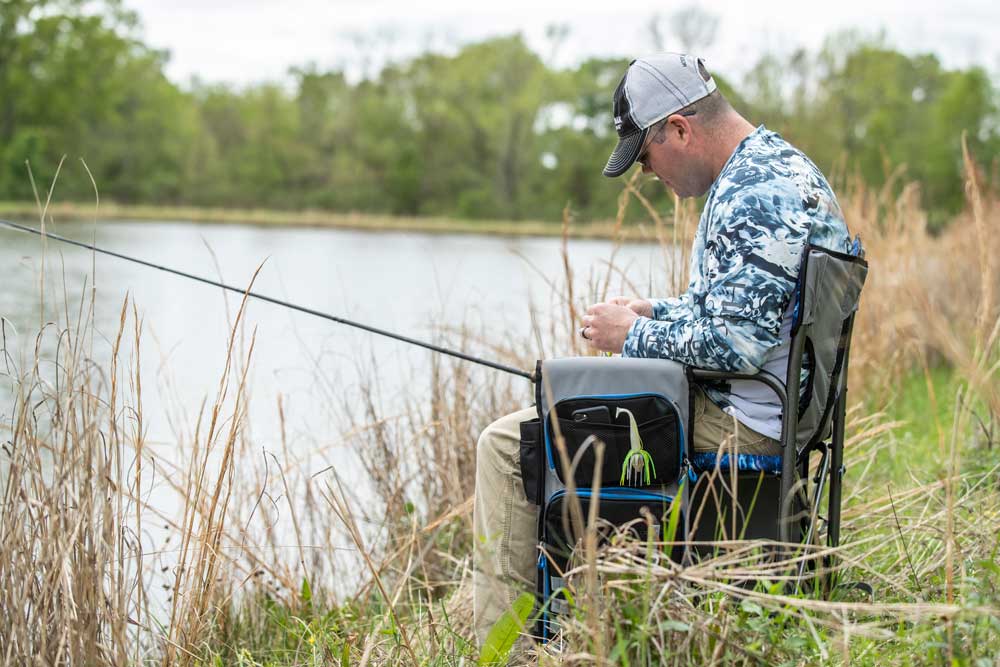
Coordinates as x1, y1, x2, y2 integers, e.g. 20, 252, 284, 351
614, 115, 623, 130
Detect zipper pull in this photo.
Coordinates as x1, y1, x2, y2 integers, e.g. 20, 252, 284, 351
684, 456, 697, 483
537, 549, 546, 570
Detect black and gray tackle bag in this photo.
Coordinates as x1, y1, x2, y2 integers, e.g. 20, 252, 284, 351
518, 356, 693, 639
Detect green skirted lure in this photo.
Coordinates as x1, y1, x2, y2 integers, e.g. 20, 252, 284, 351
616, 407, 656, 486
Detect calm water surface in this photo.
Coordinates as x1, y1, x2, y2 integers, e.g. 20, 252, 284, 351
0, 219, 675, 604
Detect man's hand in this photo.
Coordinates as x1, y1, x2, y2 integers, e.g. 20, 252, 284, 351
608, 296, 654, 318
581, 302, 641, 353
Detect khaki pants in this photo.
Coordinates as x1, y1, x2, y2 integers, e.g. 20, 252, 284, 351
471, 386, 779, 646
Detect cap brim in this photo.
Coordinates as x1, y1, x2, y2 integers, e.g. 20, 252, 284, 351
603, 127, 648, 177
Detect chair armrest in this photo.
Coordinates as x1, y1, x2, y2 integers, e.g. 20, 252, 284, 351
688, 367, 787, 407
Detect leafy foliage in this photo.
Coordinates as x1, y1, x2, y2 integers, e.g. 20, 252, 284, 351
1, 3, 997, 225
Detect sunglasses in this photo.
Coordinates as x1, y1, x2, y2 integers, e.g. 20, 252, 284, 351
637, 110, 697, 166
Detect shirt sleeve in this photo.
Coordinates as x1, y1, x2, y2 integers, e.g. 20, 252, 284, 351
622, 189, 808, 372
648, 294, 693, 321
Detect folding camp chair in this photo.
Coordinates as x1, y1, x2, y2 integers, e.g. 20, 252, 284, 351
522, 242, 867, 638
687, 242, 868, 579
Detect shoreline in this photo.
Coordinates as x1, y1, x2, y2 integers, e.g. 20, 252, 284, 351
0, 201, 671, 242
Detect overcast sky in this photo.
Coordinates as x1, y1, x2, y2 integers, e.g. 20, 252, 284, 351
126, 0, 1000, 87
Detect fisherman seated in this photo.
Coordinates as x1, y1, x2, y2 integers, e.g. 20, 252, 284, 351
471, 52, 855, 647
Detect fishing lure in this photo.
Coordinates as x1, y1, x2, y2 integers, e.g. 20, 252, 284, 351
616, 407, 656, 486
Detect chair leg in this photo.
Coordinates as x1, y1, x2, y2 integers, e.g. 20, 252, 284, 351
796, 445, 830, 588
819, 390, 848, 595
828, 390, 847, 550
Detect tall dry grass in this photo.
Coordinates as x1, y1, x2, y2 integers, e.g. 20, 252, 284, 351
0, 283, 145, 664
0, 245, 270, 663
842, 141, 1000, 409
0, 142, 997, 665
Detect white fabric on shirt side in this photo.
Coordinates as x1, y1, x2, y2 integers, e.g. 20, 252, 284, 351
721, 301, 795, 440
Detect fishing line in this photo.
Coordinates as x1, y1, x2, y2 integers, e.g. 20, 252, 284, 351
0, 218, 536, 381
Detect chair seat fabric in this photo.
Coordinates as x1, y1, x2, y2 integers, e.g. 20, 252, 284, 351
691, 452, 783, 475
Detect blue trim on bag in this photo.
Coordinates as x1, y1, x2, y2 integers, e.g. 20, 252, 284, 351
542, 392, 686, 477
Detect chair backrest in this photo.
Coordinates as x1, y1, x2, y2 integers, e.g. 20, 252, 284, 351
788, 243, 868, 450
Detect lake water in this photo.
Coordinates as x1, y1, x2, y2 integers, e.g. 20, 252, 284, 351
2, 220, 677, 442
0, 219, 675, 605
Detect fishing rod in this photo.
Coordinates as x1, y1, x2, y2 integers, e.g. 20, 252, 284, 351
0, 218, 536, 382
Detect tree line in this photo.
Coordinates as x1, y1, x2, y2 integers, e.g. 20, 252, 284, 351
2, 0, 997, 227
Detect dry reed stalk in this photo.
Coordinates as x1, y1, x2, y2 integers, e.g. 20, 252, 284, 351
164, 267, 263, 666
597, 170, 642, 303
561, 204, 581, 357
580, 437, 607, 665
25, 157, 65, 331
324, 478, 419, 665
1, 273, 144, 663
275, 395, 307, 575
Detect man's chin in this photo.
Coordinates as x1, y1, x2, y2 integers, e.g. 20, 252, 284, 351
663, 182, 689, 198
670, 183, 710, 199
658, 178, 679, 196
658, 178, 695, 199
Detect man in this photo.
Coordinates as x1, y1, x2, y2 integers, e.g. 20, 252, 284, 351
472, 53, 852, 646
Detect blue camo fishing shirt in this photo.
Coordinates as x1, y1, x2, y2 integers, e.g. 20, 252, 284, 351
622, 126, 852, 435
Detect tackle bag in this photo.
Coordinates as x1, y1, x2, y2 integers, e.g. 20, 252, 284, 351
520, 356, 693, 638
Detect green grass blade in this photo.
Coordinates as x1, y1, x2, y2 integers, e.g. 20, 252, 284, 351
663, 489, 683, 544
478, 592, 534, 666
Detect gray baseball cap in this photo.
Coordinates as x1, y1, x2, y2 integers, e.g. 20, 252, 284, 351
603, 53, 717, 177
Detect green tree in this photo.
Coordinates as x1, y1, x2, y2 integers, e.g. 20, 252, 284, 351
736, 34, 998, 225
0, 0, 197, 202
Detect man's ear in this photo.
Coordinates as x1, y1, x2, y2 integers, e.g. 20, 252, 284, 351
667, 114, 693, 146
